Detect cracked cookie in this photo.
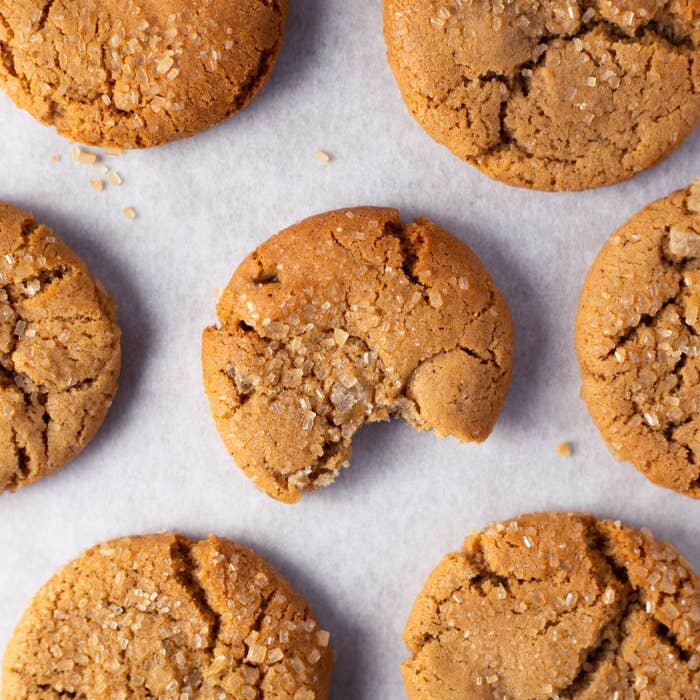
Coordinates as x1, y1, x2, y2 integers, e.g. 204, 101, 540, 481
2, 533, 334, 699
402, 511, 700, 699
384, 0, 700, 191
576, 181, 700, 497
0, 203, 121, 494
202, 207, 514, 503
0, 0, 288, 148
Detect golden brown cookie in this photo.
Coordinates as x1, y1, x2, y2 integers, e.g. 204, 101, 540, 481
384, 0, 700, 191
0, 1, 288, 148
2, 533, 334, 699
403, 511, 700, 699
576, 181, 700, 497
202, 207, 514, 503
0, 203, 121, 494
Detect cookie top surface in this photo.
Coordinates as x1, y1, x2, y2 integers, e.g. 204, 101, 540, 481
402, 511, 700, 699
2, 533, 333, 699
0, 203, 120, 494
0, 0, 288, 148
202, 207, 514, 503
576, 181, 700, 497
384, 0, 700, 191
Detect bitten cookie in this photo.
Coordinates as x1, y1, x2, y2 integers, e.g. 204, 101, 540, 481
0, 1, 288, 148
0, 203, 120, 494
576, 181, 700, 497
202, 207, 513, 503
403, 511, 700, 699
384, 0, 700, 191
2, 533, 334, 699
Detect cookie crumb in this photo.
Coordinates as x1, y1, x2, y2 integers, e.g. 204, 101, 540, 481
91, 180, 104, 192
314, 150, 331, 164
557, 442, 572, 457
108, 171, 123, 186
122, 207, 136, 220
51, 154, 60, 162
72, 147, 98, 165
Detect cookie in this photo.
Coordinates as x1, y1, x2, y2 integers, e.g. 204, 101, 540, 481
0, 203, 120, 494
403, 511, 700, 699
384, 0, 700, 191
2, 533, 334, 699
576, 181, 700, 497
0, 1, 288, 148
202, 207, 513, 503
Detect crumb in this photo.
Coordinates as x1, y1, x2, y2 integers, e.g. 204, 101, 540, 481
314, 150, 331, 164
108, 171, 123, 186
122, 207, 136, 220
90, 180, 104, 192
557, 442, 572, 457
51, 155, 60, 162
72, 147, 98, 165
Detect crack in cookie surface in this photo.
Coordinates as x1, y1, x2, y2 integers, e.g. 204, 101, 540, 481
576, 181, 700, 496
202, 207, 514, 503
1, 534, 333, 699
384, 0, 700, 190
402, 512, 700, 699
0, 0, 288, 148
0, 203, 121, 493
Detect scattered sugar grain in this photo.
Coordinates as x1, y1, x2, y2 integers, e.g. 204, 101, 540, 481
314, 150, 331, 164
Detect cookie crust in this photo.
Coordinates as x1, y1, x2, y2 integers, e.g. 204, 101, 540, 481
0, 203, 121, 494
576, 181, 700, 497
384, 0, 700, 191
403, 512, 700, 699
202, 207, 513, 503
2, 533, 333, 699
0, 0, 288, 148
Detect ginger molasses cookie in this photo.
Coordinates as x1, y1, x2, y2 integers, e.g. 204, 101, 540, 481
0, 1, 288, 148
2, 533, 334, 699
403, 511, 700, 699
384, 0, 700, 191
576, 181, 700, 497
0, 203, 120, 494
202, 207, 513, 503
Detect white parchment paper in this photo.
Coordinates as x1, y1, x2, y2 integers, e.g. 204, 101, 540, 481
0, 2, 699, 698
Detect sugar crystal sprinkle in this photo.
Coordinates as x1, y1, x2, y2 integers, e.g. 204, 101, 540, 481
314, 150, 331, 164
123, 207, 136, 220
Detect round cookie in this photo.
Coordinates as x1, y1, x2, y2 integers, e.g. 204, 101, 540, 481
384, 0, 700, 191
403, 511, 700, 699
2, 533, 334, 699
0, 203, 120, 493
576, 181, 700, 497
202, 207, 514, 503
0, 1, 288, 148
